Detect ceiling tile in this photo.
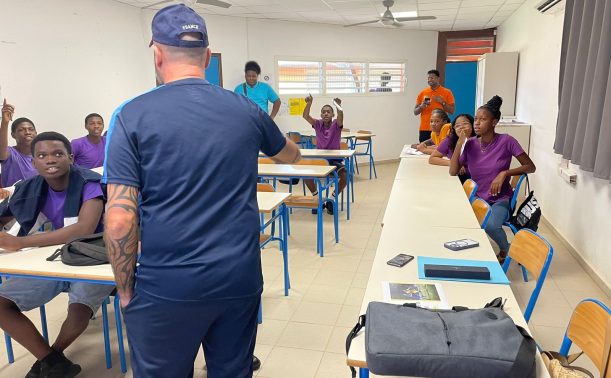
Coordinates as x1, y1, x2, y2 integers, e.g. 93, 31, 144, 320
460, 0, 504, 7
418, 1, 460, 11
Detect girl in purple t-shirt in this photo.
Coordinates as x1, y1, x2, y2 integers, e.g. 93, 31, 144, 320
429, 113, 475, 183
449, 96, 536, 263
0, 100, 38, 187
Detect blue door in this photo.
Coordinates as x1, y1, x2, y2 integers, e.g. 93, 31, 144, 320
444, 62, 477, 120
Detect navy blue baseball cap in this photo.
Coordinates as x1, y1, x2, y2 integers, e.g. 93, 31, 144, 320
150, 4, 209, 48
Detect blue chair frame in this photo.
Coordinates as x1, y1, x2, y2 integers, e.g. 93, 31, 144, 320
502, 229, 554, 322
350, 133, 377, 179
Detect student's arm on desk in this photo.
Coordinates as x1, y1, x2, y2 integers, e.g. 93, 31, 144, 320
270, 138, 301, 164
0, 198, 103, 251
104, 184, 139, 309
429, 150, 450, 166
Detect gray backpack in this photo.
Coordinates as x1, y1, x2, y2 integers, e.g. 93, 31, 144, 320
47, 233, 109, 266
346, 298, 536, 378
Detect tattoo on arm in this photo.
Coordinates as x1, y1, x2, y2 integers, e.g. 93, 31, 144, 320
105, 184, 139, 297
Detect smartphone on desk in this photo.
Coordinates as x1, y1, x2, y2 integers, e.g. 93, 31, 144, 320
387, 254, 414, 267
444, 239, 479, 251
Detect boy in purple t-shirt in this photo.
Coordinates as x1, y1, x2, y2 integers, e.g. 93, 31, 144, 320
302, 94, 346, 214
449, 96, 536, 263
0, 132, 112, 377
71, 113, 106, 169
0, 99, 38, 187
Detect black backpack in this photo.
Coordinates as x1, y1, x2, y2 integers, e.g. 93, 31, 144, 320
47, 233, 109, 266
509, 176, 541, 231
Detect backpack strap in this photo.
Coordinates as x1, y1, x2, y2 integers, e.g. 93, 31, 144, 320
46, 248, 62, 262
345, 314, 366, 378
243, 83, 248, 96
506, 326, 537, 378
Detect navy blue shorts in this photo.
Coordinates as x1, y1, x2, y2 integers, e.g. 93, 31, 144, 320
123, 290, 260, 378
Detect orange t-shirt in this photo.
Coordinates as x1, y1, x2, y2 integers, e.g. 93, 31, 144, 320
415, 86, 455, 131
431, 123, 451, 146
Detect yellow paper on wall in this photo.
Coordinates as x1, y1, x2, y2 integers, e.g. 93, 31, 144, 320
289, 98, 306, 116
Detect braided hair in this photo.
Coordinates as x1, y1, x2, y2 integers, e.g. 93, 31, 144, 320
479, 95, 503, 121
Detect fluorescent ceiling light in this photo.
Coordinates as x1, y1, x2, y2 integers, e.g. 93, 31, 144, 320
383, 11, 418, 18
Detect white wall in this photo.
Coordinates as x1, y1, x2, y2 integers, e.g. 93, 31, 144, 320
1, 1, 437, 158
497, 0, 611, 287
0, 0, 154, 139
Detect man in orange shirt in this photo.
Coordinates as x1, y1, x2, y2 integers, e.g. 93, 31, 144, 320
414, 69, 456, 142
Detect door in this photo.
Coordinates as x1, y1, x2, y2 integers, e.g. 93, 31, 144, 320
444, 62, 478, 120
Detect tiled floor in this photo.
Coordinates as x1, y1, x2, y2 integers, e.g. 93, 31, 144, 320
0, 162, 608, 377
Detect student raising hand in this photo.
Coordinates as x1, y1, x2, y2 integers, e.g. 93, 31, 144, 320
305, 94, 313, 104
1, 99, 14, 123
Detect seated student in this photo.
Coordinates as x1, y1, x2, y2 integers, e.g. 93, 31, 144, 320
0, 131, 113, 377
449, 96, 536, 263
0, 99, 38, 187
71, 113, 106, 169
302, 94, 346, 215
429, 113, 476, 183
412, 109, 451, 155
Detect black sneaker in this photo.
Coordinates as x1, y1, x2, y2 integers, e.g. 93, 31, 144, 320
325, 201, 334, 215
24, 360, 41, 378
253, 355, 261, 371
40, 350, 81, 378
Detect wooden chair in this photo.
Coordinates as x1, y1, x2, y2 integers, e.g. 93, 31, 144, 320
502, 229, 553, 322
258, 157, 274, 164
462, 179, 478, 203
283, 159, 339, 257
352, 129, 377, 179
559, 299, 611, 377
286, 131, 307, 148
471, 198, 491, 229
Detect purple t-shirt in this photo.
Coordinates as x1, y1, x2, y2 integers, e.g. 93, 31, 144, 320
40, 181, 104, 231
459, 134, 524, 202
71, 136, 106, 169
1, 146, 38, 187
313, 119, 342, 150
436, 137, 454, 159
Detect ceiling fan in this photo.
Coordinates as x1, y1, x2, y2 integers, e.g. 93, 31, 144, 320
143, 0, 231, 10
344, 0, 435, 28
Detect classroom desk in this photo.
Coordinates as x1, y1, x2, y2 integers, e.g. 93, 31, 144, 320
393, 157, 453, 181
346, 156, 549, 378
257, 192, 291, 296
261, 149, 356, 219
381, 179, 481, 229
258, 164, 339, 256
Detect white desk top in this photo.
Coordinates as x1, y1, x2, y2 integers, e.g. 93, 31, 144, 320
0, 245, 115, 282
300, 131, 376, 139
91, 166, 103, 175
258, 164, 335, 178
381, 179, 480, 229
260, 149, 355, 159
257, 192, 290, 213
394, 157, 453, 180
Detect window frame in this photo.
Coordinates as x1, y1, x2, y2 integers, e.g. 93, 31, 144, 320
275, 56, 408, 97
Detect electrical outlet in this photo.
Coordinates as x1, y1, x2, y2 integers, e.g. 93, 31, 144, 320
559, 167, 577, 184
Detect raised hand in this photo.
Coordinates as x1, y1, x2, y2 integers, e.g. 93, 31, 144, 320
305, 94, 313, 104
1, 99, 15, 123
333, 98, 342, 106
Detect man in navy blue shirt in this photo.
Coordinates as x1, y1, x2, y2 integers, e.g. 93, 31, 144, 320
103, 4, 301, 378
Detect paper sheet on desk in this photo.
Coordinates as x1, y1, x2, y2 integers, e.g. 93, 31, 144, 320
417, 256, 511, 285
400, 145, 425, 157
